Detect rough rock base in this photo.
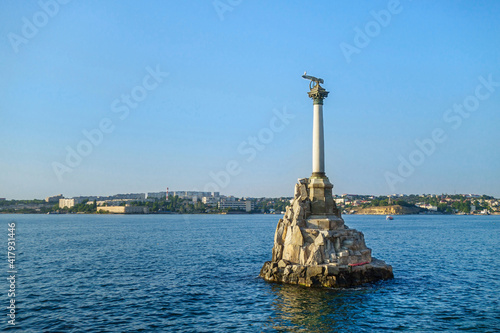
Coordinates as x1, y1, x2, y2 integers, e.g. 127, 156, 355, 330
260, 258, 393, 288
260, 177, 394, 288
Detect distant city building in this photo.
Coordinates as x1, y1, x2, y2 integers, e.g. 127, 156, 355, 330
416, 203, 438, 211
97, 206, 149, 214
146, 192, 166, 199
174, 191, 207, 199
72, 196, 99, 201
218, 200, 254, 212
59, 198, 86, 208
45, 194, 63, 203
94, 198, 151, 206
107, 193, 146, 200
202, 196, 219, 206
172, 191, 219, 200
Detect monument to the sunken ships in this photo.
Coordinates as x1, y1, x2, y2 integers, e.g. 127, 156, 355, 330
260, 73, 393, 288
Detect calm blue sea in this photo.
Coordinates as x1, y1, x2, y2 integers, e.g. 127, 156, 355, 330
1, 214, 498, 332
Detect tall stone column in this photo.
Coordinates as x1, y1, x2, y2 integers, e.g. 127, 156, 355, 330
311, 92, 326, 177
303, 75, 336, 216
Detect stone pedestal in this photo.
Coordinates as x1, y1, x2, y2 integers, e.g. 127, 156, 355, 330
309, 176, 338, 216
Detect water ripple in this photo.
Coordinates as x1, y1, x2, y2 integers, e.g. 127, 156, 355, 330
1, 214, 498, 332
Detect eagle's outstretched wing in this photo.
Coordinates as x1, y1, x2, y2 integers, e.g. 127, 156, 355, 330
302, 72, 324, 84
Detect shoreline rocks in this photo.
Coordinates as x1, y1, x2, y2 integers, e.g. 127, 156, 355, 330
353, 205, 423, 215
260, 258, 393, 288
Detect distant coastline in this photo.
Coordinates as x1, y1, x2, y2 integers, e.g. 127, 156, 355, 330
2, 208, 499, 216
345, 205, 499, 216
1, 193, 499, 216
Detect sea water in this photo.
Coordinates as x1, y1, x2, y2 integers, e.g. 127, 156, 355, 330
1, 214, 498, 332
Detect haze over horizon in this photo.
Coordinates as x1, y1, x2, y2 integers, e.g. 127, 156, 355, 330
1, 1, 499, 200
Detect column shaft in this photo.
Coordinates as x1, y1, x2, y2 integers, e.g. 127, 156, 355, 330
312, 103, 325, 175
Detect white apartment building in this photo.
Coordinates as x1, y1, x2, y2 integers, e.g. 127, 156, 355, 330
202, 197, 219, 206
59, 198, 86, 208
218, 200, 254, 212
146, 192, 167, 199
45, 194, 63, 203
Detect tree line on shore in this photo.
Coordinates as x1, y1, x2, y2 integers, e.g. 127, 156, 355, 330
0, 196, 291, 214
0, 194, 497, 215
344, 194, 496, 214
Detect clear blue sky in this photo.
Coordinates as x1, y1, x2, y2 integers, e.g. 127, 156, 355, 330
1, 0, 499, 199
